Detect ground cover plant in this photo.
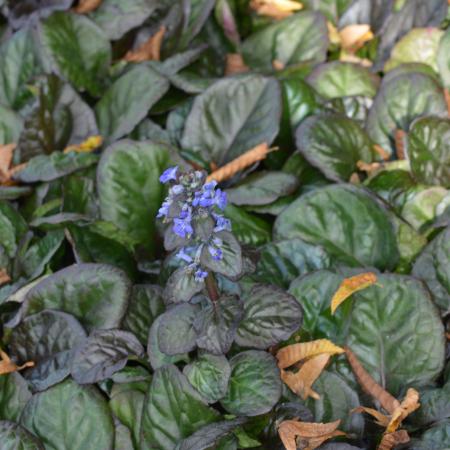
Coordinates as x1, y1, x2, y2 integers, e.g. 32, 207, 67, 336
0, 0, 449, 449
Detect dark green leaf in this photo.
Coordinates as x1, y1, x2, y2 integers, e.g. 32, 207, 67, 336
220, 350, 281, 416
235, 284, 302, 349
140, 364, 220, 450
20, 380, 114, 450
8, 310, 87, 391
273, 185, 399, 269
163, 266, 205, 304
408, 420, 450, 450
0, 373, 31, 422
0, 201, 28, 258
0, 421, 44, 450
410, 382, 450, 427
0, 104, 23, 144
181, 75, 281, 165
183, 353, 231, 403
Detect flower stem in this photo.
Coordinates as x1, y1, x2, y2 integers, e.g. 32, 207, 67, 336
205, 272, 219, 302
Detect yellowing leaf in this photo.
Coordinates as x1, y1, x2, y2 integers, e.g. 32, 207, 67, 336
124, 26, 166, 63
330, 272, 377, 314
377, 430, 410, 450
339, 24, 373, 52
73, 0, 102, 14
250, 0, 303, 20
63, 135, 103, 154
387, 388, 420, 433
0, 348, 34, 376
327, 21, 341, 46
278, 419, 345, 450
281, 353, 330, 400
276, 339, 344, 369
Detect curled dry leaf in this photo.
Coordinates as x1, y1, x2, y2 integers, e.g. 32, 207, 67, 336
63, 135, 103, 154
339, 24, 374, 52
330, 272, 377, 314
387, 388, 420, 433
277, 339, 344, 369
0, 143, 16, 185
373, 144, 391, 161
206, 143, 272, 183
339, 51, 373, 67
394, 129, 406, 160
281, 353, 330, 400
250, 0, 303, 20
377, 430, 410, 450
352, 406, 390, 427
225, 53, 250, 76
356, 161, 381, 173
278, 419, 345, 450
0, 268, 11, 286
0, 348, 34, 375
124, 26, 166, 63
73, 0, 102, 14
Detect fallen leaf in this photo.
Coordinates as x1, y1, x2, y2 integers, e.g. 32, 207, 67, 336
330, 272, 377, 314
272, 59, 285, 70
394, 129, 406, 160
377, 430, 410, 450
356, 161, 381, 173
0, 268, 11, 286
339, 24, 373, 52
250, 0, 303, 20
225, 53, 250, 76
0, 143, 17, 185
0, 348, 34, 376
387, 388, 420, 433
278, 419, 345, 450
345, 346, 400, 414
352, 406, 390, 427
63, 135, 103, 154
73, 0, 102, 14
276, 339, 344, 369
349, 172, 360, 184
281, 353, 330, 400
373, 144, 390, 161
124, 26, 166, 62
339, 51, 373, 67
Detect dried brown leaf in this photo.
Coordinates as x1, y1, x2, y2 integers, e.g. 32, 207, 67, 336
250, 0, 303, 19
278, 419, 344, 450
339, 24, 373, 52
394, 129, 406, 160
272, 59, 285, 70
0, 268, 11, 287
225, 53, 250, 76
356, 161, 381, 173
206, 143, 272, 183
330, 272, 377, 314
73, 0, 102, 14
373, 144, 390, 161
0, 143, 16, 184
345, 347, 400, 414
387, 388, 420, 433
124, 26, 166, 63
276, 339, 344, 369
0, 348, 34, 376
63, 135, 103, 154
281, 353, 330, 400
377, 430, 410, 450
352, 406, 390, 427
339, 52, 373, 67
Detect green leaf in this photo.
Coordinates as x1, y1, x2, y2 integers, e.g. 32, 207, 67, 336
123, 285, 165, 345
20, 380, 114, 450
184, 353, 231, 403
8, 310, 87, 391
235, 284, 302, 349
408, 420, 450, 450
366, 71, 447, 156
0, 373, 31, 422
163, 266, 205, 304
17, 75, 98, 163
0, 28, 43, 109
306, 371, 364, 436
385, 28, 444, 72
71, 329, 143, 384
18, 263, 130, 332
295, 114, 374, 182
273, 185, 399, 269
437, 28, 450, 88
0, 104, 23, 145
97, 140, 171, 254
0, 201, 28, 258
95, 66, 169, 143
412, 226, 450, 314
14, 151, 99, 183
0, 421, 44, 450
408, 116, 450, 187
346, 274, 445, 395
158, 303, 200, 355
39, 12, 111, 97
220, 350, 281, 416
90, 0, 158, 40
252, 238, 332, 289
181, 74, 281, 165
410, 382, 450, 427
226, 171, 298, 206
141, 364, 220, 450
200, 231, 242, 279
241, 11, 329, 71
307, 61, 379, 99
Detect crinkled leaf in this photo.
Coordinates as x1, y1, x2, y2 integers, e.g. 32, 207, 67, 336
0, 373, 31, 422
0, 421, 44, 450
163, 266, 205, 304
0, 201, 28, 258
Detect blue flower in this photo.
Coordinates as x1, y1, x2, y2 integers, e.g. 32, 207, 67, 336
208, 245, 223, 261
173, 217, 193, 238
214, 215, 231, 232
215, 189, 227, 210
157, 200, 171, 218
171, 184, 184, 195
160, 166, 178, 183
194, 268, 208, 282
177, 248, 193, 263
203, 181, 217, 191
